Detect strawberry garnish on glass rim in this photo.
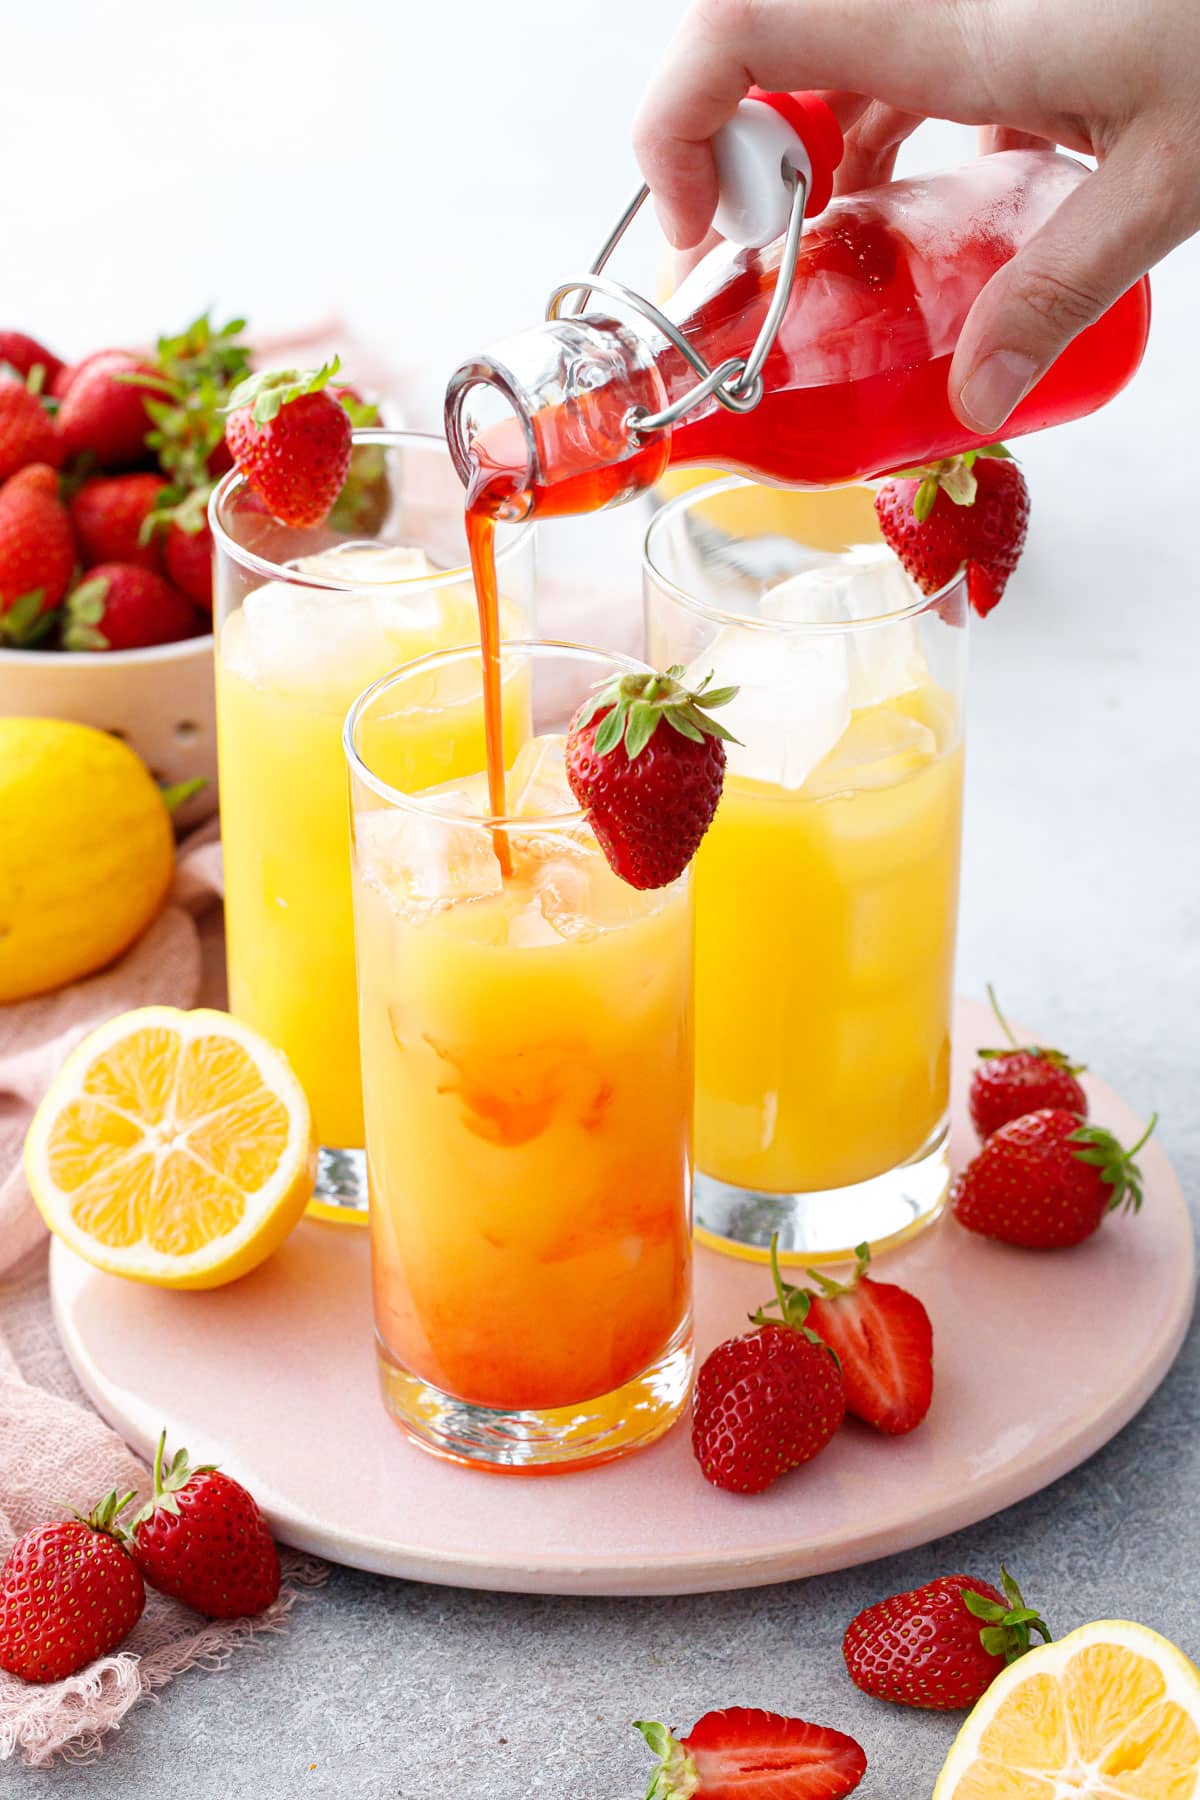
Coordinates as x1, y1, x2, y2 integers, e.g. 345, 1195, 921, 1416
224, 357, 353, 529
874, 442, 1030, 618
565, 665, 739, 892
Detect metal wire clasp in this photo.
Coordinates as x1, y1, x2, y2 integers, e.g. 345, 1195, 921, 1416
545, 165, 807, 438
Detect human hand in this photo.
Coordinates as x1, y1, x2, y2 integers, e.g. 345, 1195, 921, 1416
634, 0, 1200, 432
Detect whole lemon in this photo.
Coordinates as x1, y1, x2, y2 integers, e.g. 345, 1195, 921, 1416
0, 719, 174, 1003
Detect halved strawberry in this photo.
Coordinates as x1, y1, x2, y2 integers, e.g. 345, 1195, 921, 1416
636, 1709, 866, 1800
801, 1244, 933, 1435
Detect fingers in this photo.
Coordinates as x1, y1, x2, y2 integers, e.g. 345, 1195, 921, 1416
633, 0, 917, 247
837, 102, 926, 194
978, 125, 1054, 155
949, 134, 1186, 433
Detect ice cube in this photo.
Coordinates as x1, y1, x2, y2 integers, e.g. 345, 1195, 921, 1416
356, 784, 503, 912
764, 544, 928, 707
297, 542, 455, 643
507, 734, 574, 820
294, 542, 435, 584
689, 622, 851, 791
803, 704, 937, 800
232, 579, 383, 694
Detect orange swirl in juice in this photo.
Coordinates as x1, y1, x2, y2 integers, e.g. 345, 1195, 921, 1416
354, 737, 693, 1412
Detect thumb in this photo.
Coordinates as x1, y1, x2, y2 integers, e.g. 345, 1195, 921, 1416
949, 141, 1176, 435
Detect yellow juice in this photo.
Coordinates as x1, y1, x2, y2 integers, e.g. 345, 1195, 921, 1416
354, 740, 693, 1413
215, 550, 528, 1149
693, 683, 963, 1194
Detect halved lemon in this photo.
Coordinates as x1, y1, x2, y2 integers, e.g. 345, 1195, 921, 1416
934, 1619, 1200, 1800
26, 1007, 316, 1289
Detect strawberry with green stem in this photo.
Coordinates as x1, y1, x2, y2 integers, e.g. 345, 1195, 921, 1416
125, 1430, 280, 1618
70, 472, 168, 571
875, 444, 1029, 617
224, 359, 353, 528
0, 1490, 145, 1684
636, 1709, 867, 1799
65, 563, 196, 651
0, 463, 76, 645
566, 665, 739, 891
843, 1567, 1050, 1710
970, 983, 1088, 1138
692, 1234, 845, 1494
952, 1107, 1156, 1249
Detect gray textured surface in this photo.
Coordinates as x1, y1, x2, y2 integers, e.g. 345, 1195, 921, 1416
6, 3, 1200, 1789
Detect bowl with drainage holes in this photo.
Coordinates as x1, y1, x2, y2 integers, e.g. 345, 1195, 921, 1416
0, 633, 217, 827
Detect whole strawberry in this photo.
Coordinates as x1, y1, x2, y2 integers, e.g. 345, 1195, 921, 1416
56, 349, 166, 466
0, 463, 76, 643
843, 1567, 1049, 1710
875, 446, 1029, 617
970, 983, 1087, 1138
0, 379, 63, 482
127, 1433, 280, 1618
566, 665, 737, 890
65, 563, 196, 652
0, 329, 64, 388
70, 472, 168, 571
951, 1107, 1155, 1250
0, 1491, 145, 1684
636, 1709, 867, 1799
802, 1243, 933, 1435
693, 1237, 845, 1494
225, 361, 352, 528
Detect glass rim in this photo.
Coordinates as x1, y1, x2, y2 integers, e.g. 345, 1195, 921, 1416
343, 637, 650, 829
208, 427, 535, 591
642, 473, 965, 634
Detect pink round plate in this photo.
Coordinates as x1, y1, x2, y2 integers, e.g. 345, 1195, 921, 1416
50, 997, 1194, 1596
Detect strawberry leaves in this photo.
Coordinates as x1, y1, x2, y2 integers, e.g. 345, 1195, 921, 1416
752, 1233, 839, 1357
897, 444, 1015, 522
634, 1721, 699, 1800
226, 357, 342, 428
581, 666, 740, 762
961, 1567, 1051, 1665
1069, 1115, 1156, 1215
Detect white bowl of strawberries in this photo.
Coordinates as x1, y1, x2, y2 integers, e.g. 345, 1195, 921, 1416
0, 321, 244, 824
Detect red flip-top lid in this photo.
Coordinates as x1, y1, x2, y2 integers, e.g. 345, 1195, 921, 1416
747, 88, 844, 216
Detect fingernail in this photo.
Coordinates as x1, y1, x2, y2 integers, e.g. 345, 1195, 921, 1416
957, 351, 1039, 433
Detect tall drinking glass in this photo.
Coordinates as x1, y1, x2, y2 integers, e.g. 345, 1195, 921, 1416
345, 642, 694, 1470
211, 432, 535, 1222
645, 478, 967, 1262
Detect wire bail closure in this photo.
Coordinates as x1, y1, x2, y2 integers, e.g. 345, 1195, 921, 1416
545, 166, 808, 441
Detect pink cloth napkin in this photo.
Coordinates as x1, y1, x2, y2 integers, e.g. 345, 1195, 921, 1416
0, 831, 326, 1767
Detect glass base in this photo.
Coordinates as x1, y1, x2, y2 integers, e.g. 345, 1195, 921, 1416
693, 1121, 950, 1266
306, 1147, 370, 1227
376, 1317, 693, 1473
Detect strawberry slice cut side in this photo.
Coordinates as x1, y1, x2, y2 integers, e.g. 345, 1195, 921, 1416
802, 1246, 933, 1436
637, 1709, 867, 1800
